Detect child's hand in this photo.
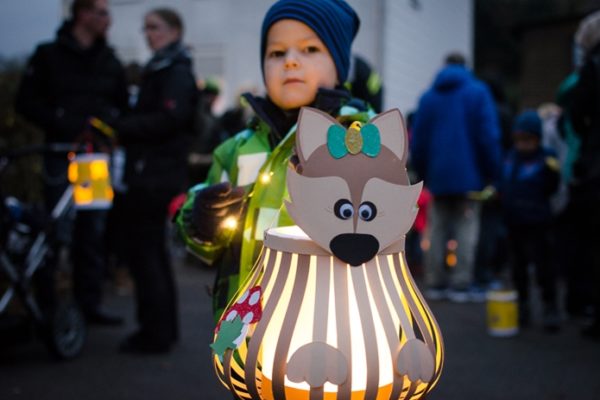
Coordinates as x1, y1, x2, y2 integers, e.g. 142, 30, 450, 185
188, 182, 245, 244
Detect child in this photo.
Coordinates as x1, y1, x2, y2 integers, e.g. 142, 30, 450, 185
500, 110, 561, 331
176, 0, 373, 320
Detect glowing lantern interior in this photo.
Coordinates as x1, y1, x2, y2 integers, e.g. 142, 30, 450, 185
213, 226, 444, 400
68, 153, 113, 209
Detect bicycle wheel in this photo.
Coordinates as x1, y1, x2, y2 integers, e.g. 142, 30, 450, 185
43, 300, 86, 360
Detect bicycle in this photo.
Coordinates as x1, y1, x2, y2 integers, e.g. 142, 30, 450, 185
0, 144, 86, 360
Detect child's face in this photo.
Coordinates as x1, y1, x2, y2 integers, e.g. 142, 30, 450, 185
264, 19, 338, 110
513, 132, 540, 154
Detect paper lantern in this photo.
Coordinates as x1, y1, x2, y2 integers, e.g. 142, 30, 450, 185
211, 108, 444, 400
67, 153, 113, 210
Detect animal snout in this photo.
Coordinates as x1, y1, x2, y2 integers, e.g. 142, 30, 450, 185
329, 234, 379, 266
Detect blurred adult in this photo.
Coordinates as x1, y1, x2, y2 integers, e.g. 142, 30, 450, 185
220, 90, 253, 138
189, 78, 226, 184
473, 78, 513, 290
410, 52, 502, 302
15, 0, 128, 325
347, 54, 383, 112
555, 39, 592, 320
570, 9, 600, 340
108, 7, 197, 354
194, 79, 223, 152
538, 103, 568, 214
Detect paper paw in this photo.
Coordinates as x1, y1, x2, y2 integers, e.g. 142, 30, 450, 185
395, 339, 435, 383
286, 342, 348, 387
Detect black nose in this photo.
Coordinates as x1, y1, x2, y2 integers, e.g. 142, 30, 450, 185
329, 234, 379, 266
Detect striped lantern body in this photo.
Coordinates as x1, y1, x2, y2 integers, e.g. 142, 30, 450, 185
214, 226, 444, 400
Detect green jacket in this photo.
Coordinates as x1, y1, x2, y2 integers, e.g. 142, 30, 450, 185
177, 90, 373, 319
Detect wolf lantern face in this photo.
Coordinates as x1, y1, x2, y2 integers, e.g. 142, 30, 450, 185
285, 107, 423, 266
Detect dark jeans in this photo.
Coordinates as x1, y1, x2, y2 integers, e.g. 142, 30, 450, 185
507, 223, 558, 308
591, 219, 600, 325
569, 182, 600, 324
37, 160, 108, 315
474, 199, 507, 286
555, 201, 594, 316
574, 196, 600, 325
71, 209, 108, 313
116, 189, 178, 345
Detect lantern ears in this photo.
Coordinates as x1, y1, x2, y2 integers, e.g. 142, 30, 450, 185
295, 107, 408, 164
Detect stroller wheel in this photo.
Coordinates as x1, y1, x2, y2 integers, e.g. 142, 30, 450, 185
43, 300, 86, 360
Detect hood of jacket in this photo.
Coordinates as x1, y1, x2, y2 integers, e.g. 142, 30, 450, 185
55, 19, 108, 55
432, 64, 471, 92
241, 87, 360, 149
145, 40, 192, 73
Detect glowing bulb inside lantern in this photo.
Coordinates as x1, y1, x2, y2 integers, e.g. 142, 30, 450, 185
260, 172, 272, 184
222, 216, 238, 231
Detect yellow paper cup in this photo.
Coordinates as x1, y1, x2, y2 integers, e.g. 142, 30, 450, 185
486, 290, 518, 337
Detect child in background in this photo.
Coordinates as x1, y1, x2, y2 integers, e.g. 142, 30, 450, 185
500, 110, 561, 332
176, 0, 374, 321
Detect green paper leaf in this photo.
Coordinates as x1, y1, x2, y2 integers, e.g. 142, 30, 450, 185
327, 125, 348, 159
210, 316, 244, 357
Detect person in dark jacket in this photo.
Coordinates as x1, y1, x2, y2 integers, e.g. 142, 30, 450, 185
15, 0, 128, 325
570, 9, 600, 340
410, 52, 501, 302
500, 110, 561, 331
108, 7, 197, 354
189, 78, 226, 184
347, 54, 383, 112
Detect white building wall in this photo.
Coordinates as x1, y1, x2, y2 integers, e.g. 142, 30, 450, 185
382, 0, 473, 114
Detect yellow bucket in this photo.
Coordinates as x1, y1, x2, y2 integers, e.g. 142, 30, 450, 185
486, 290, 518, 337
68, 153, 114, 210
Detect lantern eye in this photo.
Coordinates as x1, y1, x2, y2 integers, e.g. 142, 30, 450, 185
358, 201, 377, 221
334, 199, 354, 220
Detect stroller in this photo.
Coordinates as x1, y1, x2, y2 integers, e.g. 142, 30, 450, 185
0, 144, 86, 360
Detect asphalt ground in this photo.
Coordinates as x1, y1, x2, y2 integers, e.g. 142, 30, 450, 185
1, 251, 599, 400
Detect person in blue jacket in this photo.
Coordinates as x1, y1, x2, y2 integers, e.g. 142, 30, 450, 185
500, 110, 561, 331
410, 52, 501, 302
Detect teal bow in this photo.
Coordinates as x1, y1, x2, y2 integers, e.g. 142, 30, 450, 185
327, 123, 381, 159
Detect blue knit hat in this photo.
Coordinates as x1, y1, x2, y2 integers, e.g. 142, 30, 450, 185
513, 110, 542, 138
260, 0, 360, 83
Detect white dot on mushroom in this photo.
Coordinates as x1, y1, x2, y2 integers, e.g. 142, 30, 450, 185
226, 310, 237, 321
243, 312, 254, 324
249, 292, 260, 306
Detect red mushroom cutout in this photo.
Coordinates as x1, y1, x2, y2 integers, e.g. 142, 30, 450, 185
213, 286, 263, 352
